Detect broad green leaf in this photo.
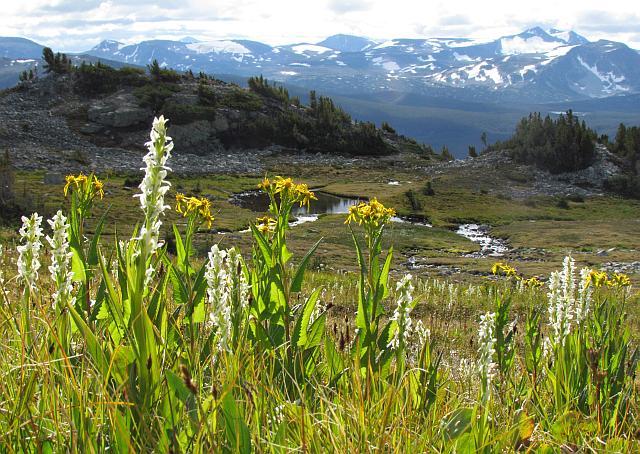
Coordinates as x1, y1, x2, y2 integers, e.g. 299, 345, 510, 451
166, 369, 191, 404
172, 224, 186, 272
88, 209, 109, 266
292, 288, 321, 348
68, 302, 111, 380
290, 238, 322, 293
307, 312, 327, 349
442, 408, 473, 441
250, 224, 273, 266
70, 245, 86, 282
221, 391, 252, 454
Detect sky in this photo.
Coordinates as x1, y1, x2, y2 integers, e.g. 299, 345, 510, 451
1, 0, 639, 51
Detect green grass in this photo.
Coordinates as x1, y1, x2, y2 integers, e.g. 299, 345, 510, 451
1, 122, 640, 451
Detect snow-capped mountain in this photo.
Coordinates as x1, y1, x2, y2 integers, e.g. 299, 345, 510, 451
79, 27, 639, 102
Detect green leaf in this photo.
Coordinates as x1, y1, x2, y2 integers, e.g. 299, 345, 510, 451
376, 246, 393, 301
172, 224, 186, 272
290, 238, 322, 293
292, 288, 321, 348
442, 408, 473, 441
221, 391, 251, 454
166, 369, 191, 404
68, 302, 111, 380
307, 312, 326, 349
88, 209, 109, 266
70, 245, 86, 282
250, 224, 273, 266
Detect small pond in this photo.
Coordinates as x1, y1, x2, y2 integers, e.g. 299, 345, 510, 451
231, 191, 432, 227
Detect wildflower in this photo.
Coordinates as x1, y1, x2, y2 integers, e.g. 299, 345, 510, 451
175, 193, 215, 228
547, 269, 571, 346
63, 172, 104, 200
387, 274, 415, 350
575, 268, 593, 324
205, 245, 232, 352
522, 276, 543, 288
587, 270, 608, 288
491, 261, 518, 278
227, 247, 250, 312
477, 311, 497, 399
344, 198, 395, 227
135, 116, 173, 280
260, 175, 317, 209
608, 272, 631, 288
46, 211, 75, 311
17, 213, 44, 291
255, 216, 276, 234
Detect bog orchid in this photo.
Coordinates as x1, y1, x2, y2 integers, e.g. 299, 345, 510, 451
46, 210, 75, 311
17, 213, 44, 291
135, 116, 173, 283
388, 274, 415, 350
477, 311, 497, 399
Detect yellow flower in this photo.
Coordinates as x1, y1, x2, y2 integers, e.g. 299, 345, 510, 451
258, 177, 272, 190
255, 216, 276, 234
294, 183, 317, 208
344, 198, 395, 227
63, 173, 89, 196
491, 262, 518, 278
609, 272, 630, 288
175, 194, 214, 228
523, 277, 543, 288
274, 176, 295, 194
92, 175, 104, 199
587, 270, 609, 288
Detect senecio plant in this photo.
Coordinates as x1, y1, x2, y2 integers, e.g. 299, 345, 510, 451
0, 115, 638, 452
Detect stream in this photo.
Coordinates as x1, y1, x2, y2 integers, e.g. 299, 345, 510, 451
231, 192, 508, 257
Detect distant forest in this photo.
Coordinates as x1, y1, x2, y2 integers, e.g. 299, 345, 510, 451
487, 111, 597, 174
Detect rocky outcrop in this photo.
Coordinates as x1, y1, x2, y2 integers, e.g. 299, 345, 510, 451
87, 91, 151, 128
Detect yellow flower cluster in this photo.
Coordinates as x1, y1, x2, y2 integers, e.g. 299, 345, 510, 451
344, 198, 396, 227
491, 262, 518, 278
522, 276, 544, 288
175, 193, 214, 228
255, 216, 277, 235
63, 173, 104, 199
258, 176, 317, 208
587, 270, 631, 288
492, 262, 544, 288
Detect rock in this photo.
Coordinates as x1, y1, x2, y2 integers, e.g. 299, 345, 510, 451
87, 92, 151, 128
170, 120, 224, 154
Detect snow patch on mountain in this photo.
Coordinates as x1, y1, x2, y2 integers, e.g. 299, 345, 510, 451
577, 56, 628, 91
292, 44, 332, 54
373, 40, 397, 50
454, 52, 475, 62
186, 41, 251, 54
500, 36, 562, 55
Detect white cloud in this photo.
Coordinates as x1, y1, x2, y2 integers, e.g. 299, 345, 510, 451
0, 0, 638, 51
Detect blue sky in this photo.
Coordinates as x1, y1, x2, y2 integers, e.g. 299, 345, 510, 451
2, 0, 639, 51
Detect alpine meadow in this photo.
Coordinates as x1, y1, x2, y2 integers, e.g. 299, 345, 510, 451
1, 1, 640, 452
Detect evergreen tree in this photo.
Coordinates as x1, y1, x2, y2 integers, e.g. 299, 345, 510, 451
42, 47, 55, 73
468, 145, 477, 158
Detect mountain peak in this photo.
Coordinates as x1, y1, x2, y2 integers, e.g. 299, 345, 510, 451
92, 39, 125, 53
316, 34, 375, 52
179, 36, 200, 44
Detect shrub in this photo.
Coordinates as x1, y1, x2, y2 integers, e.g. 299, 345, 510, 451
133, 83, 180, 113
422, 181, 435, 196
219, 88, 263, 111
405, 189, 422, 211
